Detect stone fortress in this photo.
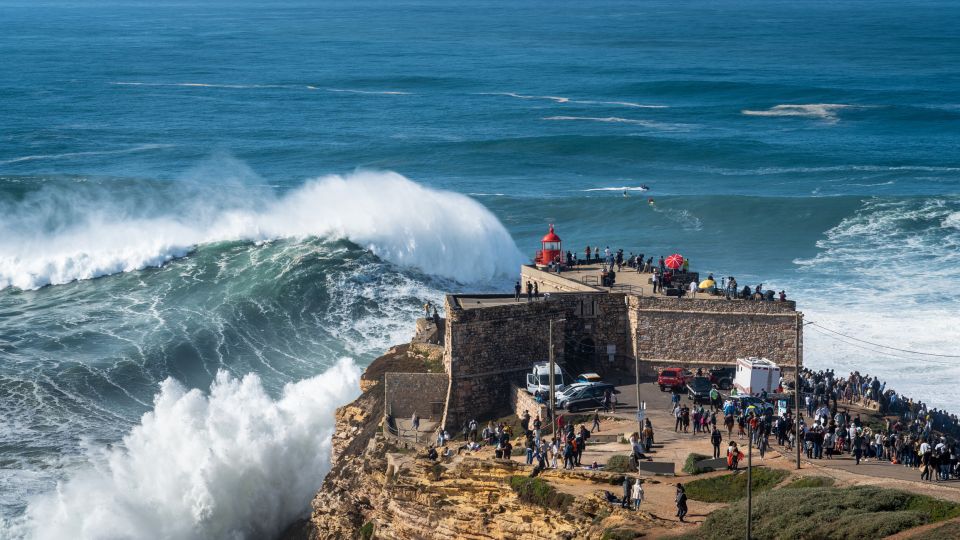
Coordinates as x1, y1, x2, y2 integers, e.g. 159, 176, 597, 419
385, 228, 803, 432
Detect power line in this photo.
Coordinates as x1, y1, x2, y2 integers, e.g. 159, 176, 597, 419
805, 326, 927, 362
807, 321, 960, 359
805, 325, 960, 368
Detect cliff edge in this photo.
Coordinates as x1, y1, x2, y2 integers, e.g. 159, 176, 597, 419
283, 345, 661, 540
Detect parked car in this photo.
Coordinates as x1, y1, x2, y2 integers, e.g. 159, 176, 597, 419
731, 395, 775, 414
577, 372, 602, 383
657, 367, 690, 392
557, 383, 619, 413
686, 376, 713, 404
526, 362, 567, 395
709, 367, 735, 390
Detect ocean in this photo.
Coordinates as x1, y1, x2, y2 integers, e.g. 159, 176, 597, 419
1, 0, 958, 537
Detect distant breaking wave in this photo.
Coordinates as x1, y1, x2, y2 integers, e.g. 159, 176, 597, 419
0, 144, 172, 165
479, 92, 667, 108
111, 82, 412, 95
543, 116, 685, 130
0, 166, 525, 290
323, 88, 412, 95
674, 164, 960, 176
582, 186, 650, 192
741, 104, 857, 122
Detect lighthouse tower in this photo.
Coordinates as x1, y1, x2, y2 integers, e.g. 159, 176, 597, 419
535, 224, 562, 268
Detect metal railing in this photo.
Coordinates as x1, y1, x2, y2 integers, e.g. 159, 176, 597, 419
611, 284, 644, 296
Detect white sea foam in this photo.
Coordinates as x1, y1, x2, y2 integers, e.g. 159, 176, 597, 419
542, 116, 683, 130
13, 358, 360, 540
110, 82, 291, 89
582, 186, 650, 192
479, 92, 667, 108
741, 104, 858, 122
0, 144, 172, 165
794, 198, 960, 411
0, 168, 525, 290
324, 88, 412, 95
675, 164, 960, 176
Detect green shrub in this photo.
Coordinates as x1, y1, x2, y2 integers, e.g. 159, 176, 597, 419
359, 521, 374, 540
682, 453, 713, 475
910, 520, 960, 540
684, 467, 788, 503
605, 455, 634, 473
507, 475, 575, 511
684, 486, 960, 540
783, 475, 834, 489
601, 527, 645, 539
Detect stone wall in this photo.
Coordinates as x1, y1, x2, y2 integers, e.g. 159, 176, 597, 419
442, 292, 632, 426
437, 286, 802, 428
628, 296, 802, 368
510, 383, 548, 422
442, 295, 566, 426
521, 265, 602, 293
384, 373, 449, 420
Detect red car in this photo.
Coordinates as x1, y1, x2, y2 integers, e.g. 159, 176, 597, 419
658, 368, 690, 392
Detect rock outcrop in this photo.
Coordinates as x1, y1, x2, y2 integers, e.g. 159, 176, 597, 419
284, 347, 662, 540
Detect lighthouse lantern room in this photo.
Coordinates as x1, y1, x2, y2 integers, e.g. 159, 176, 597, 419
535, 224, 562, 268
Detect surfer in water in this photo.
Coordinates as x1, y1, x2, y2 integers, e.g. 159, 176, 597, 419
648, 197, 655, 206
640, 184, 650, 191
623, 190, 629, 198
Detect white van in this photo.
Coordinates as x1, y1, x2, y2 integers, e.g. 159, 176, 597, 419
526, 362, 567, 395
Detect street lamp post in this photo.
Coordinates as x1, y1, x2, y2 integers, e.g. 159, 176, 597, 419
549, 319, 566, 435
747, 418, 753, 540
795, 312, 803, 470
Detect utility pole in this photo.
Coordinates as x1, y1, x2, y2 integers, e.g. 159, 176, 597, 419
635, 355, 645, 434
549, 319, 565, 434
795, 312, 803, 470
747, 419, 753, 540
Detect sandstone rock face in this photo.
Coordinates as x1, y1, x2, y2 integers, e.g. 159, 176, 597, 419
288, 379, 658, 540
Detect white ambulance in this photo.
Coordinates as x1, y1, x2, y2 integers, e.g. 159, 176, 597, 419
733, 357, 781, 396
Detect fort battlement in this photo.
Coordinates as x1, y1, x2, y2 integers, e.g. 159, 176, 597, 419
383, 265, 803, 431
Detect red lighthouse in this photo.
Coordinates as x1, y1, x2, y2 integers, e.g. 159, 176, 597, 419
535, 224, 562, 268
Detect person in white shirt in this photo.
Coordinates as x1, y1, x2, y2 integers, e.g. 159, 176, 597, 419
688, 280, 697, 295
919, 441, 930, 455
631, 479, 644, 510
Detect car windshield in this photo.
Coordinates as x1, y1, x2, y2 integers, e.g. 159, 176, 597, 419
690, 377, 711, 389
662, 370, 679, 377
537, 374, 563, 385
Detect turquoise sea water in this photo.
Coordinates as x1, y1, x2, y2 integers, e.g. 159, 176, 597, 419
1, 1, 959, 537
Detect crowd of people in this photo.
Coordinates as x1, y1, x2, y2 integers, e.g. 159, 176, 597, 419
548, 244, 788, 302
797, 368, 960, 480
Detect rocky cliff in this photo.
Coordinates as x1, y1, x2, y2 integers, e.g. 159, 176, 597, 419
283, 346, 663, 540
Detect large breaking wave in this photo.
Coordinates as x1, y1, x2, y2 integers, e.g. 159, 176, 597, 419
0, 166, 525, 290
14, 359, 360, 540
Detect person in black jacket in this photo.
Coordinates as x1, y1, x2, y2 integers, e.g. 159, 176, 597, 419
676, 484, 688, 522
711, 427, 723, 459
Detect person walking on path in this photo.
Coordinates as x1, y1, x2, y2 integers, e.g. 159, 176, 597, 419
675, 484, 688, 522
592, 410, 601, 433
411, 412, 420, 435
711, 427, 723, 459
526, 281, 533, 301
632, 479, 644, 510
622, 477, 631, 508
514, 281, 521, 301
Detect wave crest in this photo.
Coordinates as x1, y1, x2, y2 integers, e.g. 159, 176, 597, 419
0, 167, 525, 290
742, 103, 857, 122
